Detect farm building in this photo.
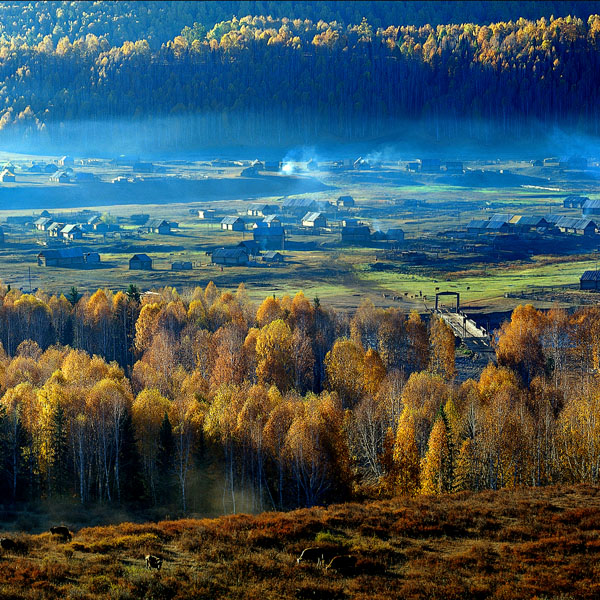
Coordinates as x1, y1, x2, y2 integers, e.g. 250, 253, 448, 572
48, 222, 65, 237
129, 254, 152, 270
556, 217, 598, 235
282, 198, 317, 215
171, 261, 192, 270
466, 219, 490, 234
563, 195, 589, 209
372, 230, 387, 241
544, 213, 563, 226
421, 158, 441, 172
509, 216, 550, 231
247, 203, 278, 217
341, 225, 371, 244
61, 224, 83, 240
405, 162, 420, 172
302, 212, 327, 228
0, 169, 15, 182
386, 228, 405, 241
253, 223, 285, 250
37, 247, 85, 267
221, 216, 245, 231
336, 195, 355, 208
198, 209, 217, 220
144, 219, 172, 234
238, 240, 261, 256
262, 251, 284, 263
262, 214, 282, 227
84, 252, 100, 264
50, 170, 71, 183
212, 247, 249, 266
582, 199, 600, 216
88, 216, 109, 232
34, 217, 54, 231
353, 157, 370, 170
581, 271, 600, 290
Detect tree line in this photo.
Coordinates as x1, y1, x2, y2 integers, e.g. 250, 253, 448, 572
0, 282, 599, 514
1, 12, 600, 148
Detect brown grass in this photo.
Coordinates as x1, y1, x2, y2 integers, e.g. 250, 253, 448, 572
0, 485, 600, 598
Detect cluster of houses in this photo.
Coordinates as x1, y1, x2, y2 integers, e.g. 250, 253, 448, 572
340, 221, 405, 245
405, 159, 464, 174
466, 213, 600, 237
34, 213, 117, 240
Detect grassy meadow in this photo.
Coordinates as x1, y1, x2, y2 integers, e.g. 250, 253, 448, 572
0, 485, 599, 599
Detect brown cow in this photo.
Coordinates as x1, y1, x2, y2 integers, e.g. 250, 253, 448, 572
145, 554, 163, 570
50, 526, 72, 542
0, 538, 17, 552
325, 555, 357, 573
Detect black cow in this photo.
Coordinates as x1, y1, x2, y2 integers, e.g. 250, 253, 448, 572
325, 555, 357, 573
145, 554, 163, 570
0, 538, 17, 552
50, 526, 72, 541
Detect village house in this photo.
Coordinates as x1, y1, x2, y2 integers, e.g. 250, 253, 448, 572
582, 199, 600, 217
556, 217, 597, 236
129, 254, 153, 270
336, 195, 355, 208
58, 156, 74, 167
50, 170, 71, 183
61, 224, 83, 240
302, 212, 327, 228
171, 261, 192, 270
48, 222, 65, 237
37, 247, 86, 267
563, 195, 589, 209
84, 252, 100, 264
386, 228, 405, 241
247, 203, 278, 217
262, 251, 284, 263
198, 209, 217, 220
143, 218, 172, 234
253, 221, 285, 250
282, 198, 317, 216
341, 225, 371, 244
0, 169, 16, 182
238, 240, 261, 256
35, 216, 54, 231
580, 270, 600, 290
221, 216, 245, 231
421, 158, 441, 172
88, 215, 109, 232
212, 247, 249, 266
444, 161, 464, 174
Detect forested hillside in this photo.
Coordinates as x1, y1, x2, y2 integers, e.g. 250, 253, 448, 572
0, 3, 600, 149
0, 282, 599, 517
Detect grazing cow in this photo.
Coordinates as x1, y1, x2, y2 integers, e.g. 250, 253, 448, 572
50, 526, 72, 541
145, 554, 163, 570
325, 555, 357, 573
0, 538, 17, 552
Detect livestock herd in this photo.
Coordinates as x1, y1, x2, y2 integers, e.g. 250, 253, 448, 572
0, 527, 359, 575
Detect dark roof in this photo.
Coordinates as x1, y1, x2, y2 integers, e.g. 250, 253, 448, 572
247, 203, 268, 211
512, 216, 548, 227
38, 247, 84, 259
488, 213, 514, 224
557, 217, 596, 229
466, 219, 489, 229
263, 214, 280, 223
213, 247, 249, 259
581, 270, 600, 281
130, 253, 152, 262
144, 218, 170, 228
282, 198, 315, 209
544, 213, 562, 224
263, 251, 283, 259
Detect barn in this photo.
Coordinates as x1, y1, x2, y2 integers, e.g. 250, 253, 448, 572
144, 219, 172, 234
129, 254, 153, 270
212, 247, 249, 266
171, 261, 192, 270
580, 271, 600, 290
262, 251, 284, 263
341, 225, 371, 244
61, 224, 83, 240
37, 247, 85, 267
302, 212, 327, 228
221, 216, 245, 231
582, 199, 600, 216
336, 195, 355, 208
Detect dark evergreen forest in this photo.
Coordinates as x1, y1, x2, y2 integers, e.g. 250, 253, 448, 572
0, 2, 598, 151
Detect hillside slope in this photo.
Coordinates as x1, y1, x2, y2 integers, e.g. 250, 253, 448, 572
1, 485, 599, 599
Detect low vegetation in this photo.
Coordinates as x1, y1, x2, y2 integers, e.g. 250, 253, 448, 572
0, 484, 599, 599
